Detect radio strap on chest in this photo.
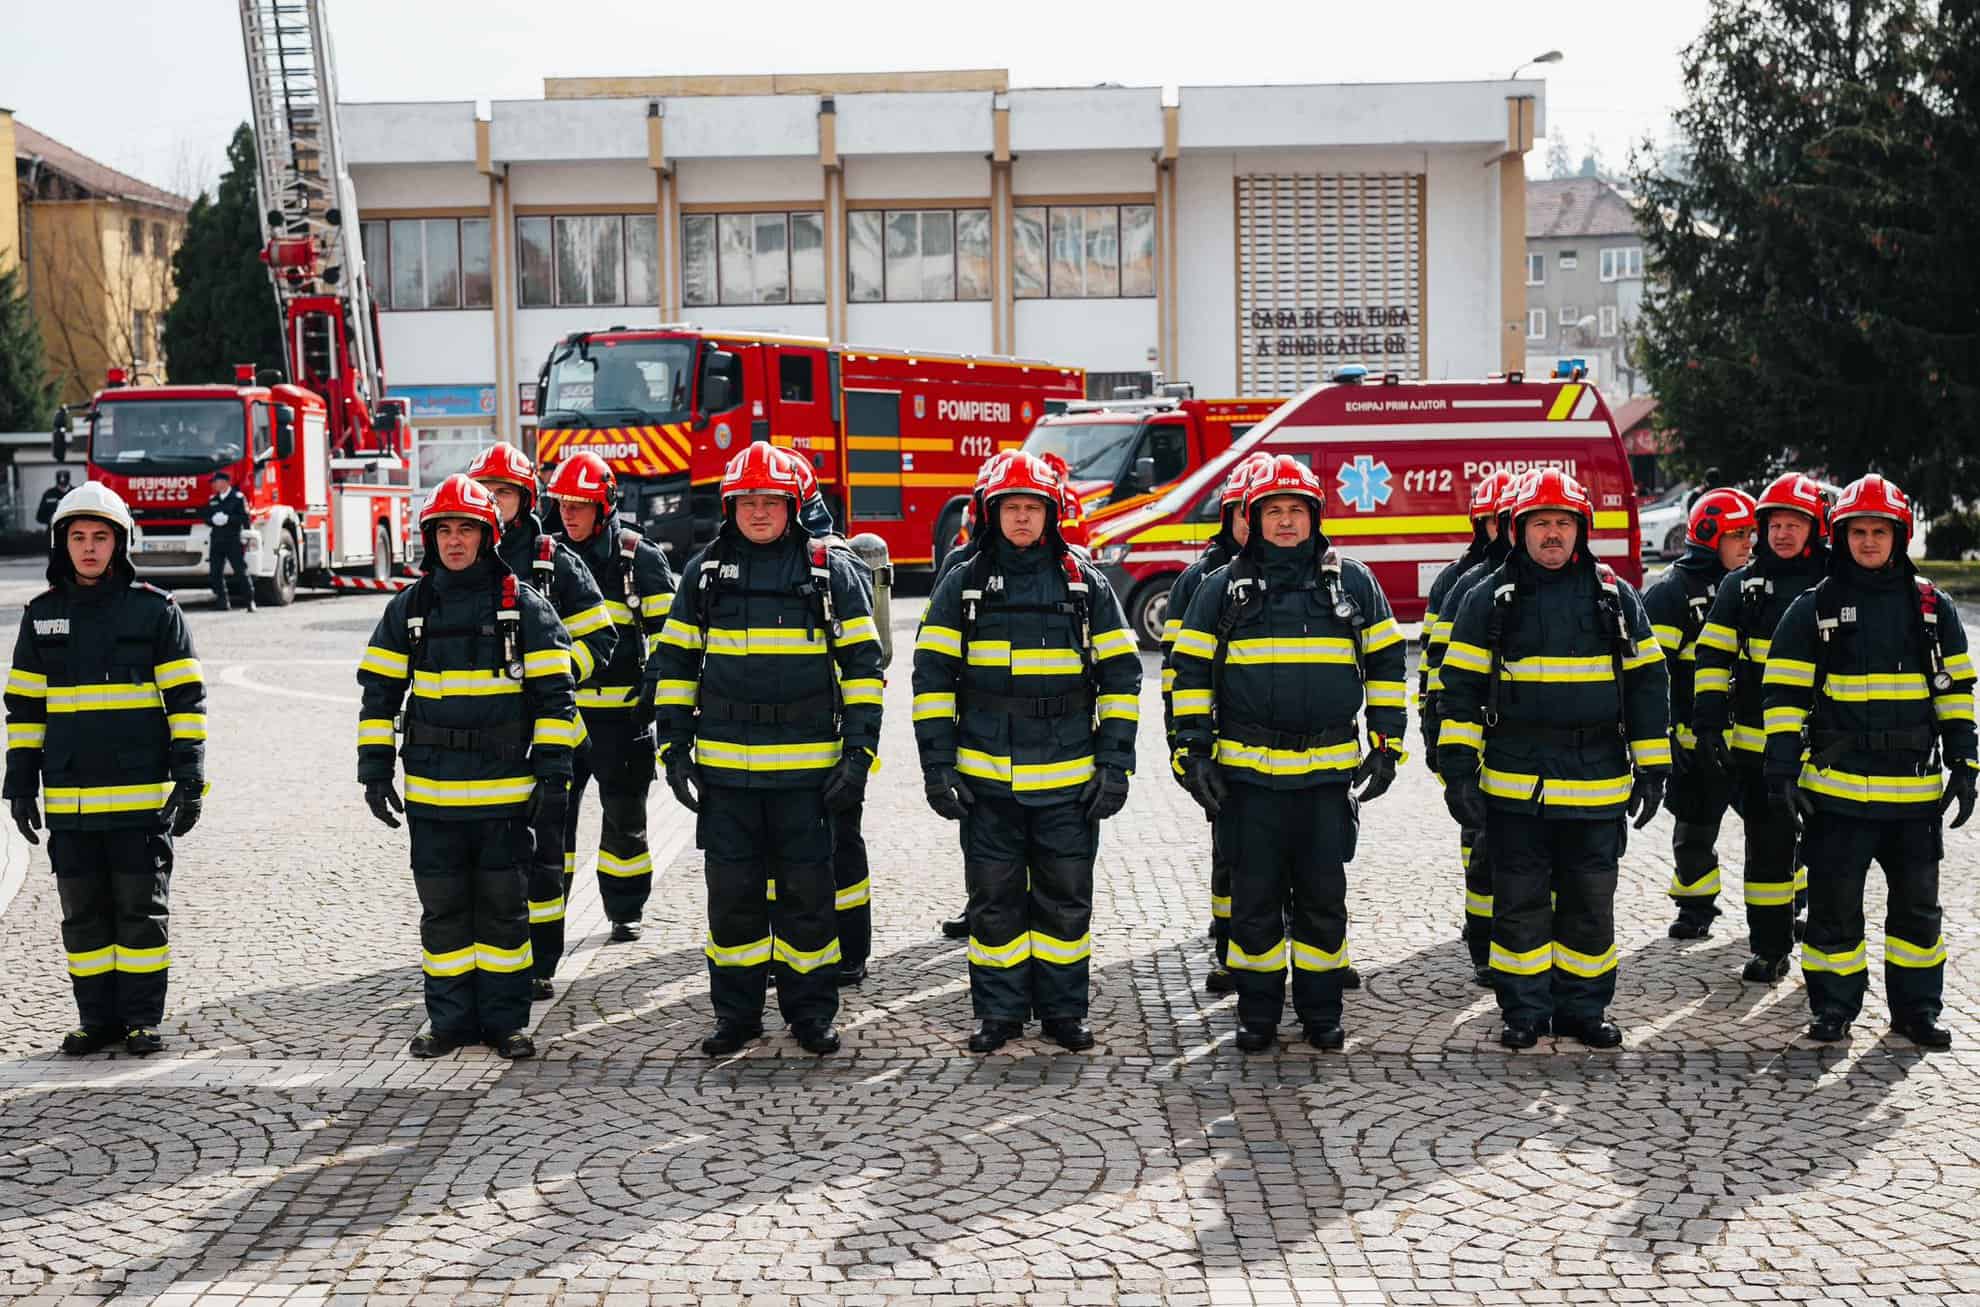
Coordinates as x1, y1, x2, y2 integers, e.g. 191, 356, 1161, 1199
1679, 569, 1716, 648
957, 547, 1096, 707
531, 534, 556, 592
619, 528, 647, 644
1484, 563, 1627, 733
689, 540, 841, 717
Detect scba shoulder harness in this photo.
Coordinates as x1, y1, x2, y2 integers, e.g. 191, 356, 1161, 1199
1801, 574, 1949, 770
399, 570, 529, 759
1483, 560, 1630, 742
1209, 548, 1364, 753
688, 536, 843, 726
957, 547, 1097, 720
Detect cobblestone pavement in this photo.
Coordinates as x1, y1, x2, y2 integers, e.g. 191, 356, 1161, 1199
2, 575, 1979, 1305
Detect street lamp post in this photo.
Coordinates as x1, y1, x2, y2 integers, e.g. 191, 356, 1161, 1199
1510, 50, 1564, 79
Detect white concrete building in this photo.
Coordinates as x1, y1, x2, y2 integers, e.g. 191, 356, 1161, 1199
341, 70, 1542, 488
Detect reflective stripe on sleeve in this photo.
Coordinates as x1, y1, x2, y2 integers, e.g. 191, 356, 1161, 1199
358, 647, 408, 678
153, 659, 203, 689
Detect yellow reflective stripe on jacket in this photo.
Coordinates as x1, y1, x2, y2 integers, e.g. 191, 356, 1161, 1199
1092, 627, 1137, 660
1031, 930, 1092, 965
1764, 706, 1808, 736
1480, 769, 1633, 807
357, 718, 396, 748
1364, 679, 1407, 709
696, 739, 842, 772
1498, 654, 1614, 683
641, 592, 674, 620
578, 685, 639, 708
838, 615, 880, 646
44, 781, 174, 815
706, 627, 827, 656
570, 641, 596, 683
1651, 623, 1684, 655
1096, 693, 1140, 722
600, 599, 635, 627
916, 624, 963, 657
1801, 941, 1868, 975
1226, 937, 1288, 973
1744, 637, 1773, 662
1886, 933, 1948, 969
403, 774, 536, 806
841, 677, 884, 706
912, 691, 956, 721
167, 712, 207, 742
1226, 636, 1356, 666
705, 933, 773, 967
658, 617, 704, 651
1553, 941, 1618, 978
1160, 617, 1183, 646
1291, 939, 1351, 972
47, 683, 163, 712
1171, 688, 1213, 717
1215, 737, 1358, 777
1821, 672, 1929, 701
1630, 736, 1672, 768
1798, 766, 1942, 804
153, 658, 203, 689
5, 667, 48, 698
1936, 693, 1976, 723
564, 603, 614, 638
1693, 667, 1732, 694
1441, 641, 1491, 675
7, 722, 46, 749
532, 717, 580, 748
1945, 651, 1974, 678
1490, 940, 1551, 975
1011, 647, 1085, 676
412, 669, 521, 698
775, 936, 844, 973
653, 678, 697, 707
523, 648, 570, 678
359, 646, 409, 678
1360, 618, 1402, 654
955, 749, 1095, 792
1696, 621, 1737, 653
1438, 719, 1484, 751
1763, 657, 1816, 688
968, 933, 1031, 968
1622, 643, 1663, 671
1171, 628, 1217, 660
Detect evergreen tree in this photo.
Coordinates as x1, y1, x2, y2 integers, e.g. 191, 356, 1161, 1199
0, 265, 57, 432
162, 123, 282, 385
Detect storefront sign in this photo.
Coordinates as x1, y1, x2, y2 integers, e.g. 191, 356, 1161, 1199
388, 384, 498, 419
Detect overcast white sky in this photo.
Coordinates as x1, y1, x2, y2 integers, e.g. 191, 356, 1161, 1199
3, 0, 1713, 198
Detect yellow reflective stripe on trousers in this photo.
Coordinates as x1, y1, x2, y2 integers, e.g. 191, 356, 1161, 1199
774, 936, 843, 973
1291, 939, 1351, 971
1030, 930, 1091, 965
1802, 941, 1868, 975
835, 876, 871, 910
1670, 867, 1722, 897
597, 848, 653, 878
1798, 766, 1942, 805
912, 692, 957, 721
955, 749, 1094, 792
7, 722, 45, 749
1490, 941, 1551, 975
1886, 933, 1947, 968
112, 943, 171, 974
412, 669, 521, 698
423, 944, 476, 977
5, 667, 48, 698
528, 894, 566, 924
474, 940, 532, 973
1553, 941, 1617, 977
44, 781, 173, 816
696, 739, 842, 773
1226, 937, 1288, 973
1743, 878, 1794, 907
706, 934, 773, 967
47, 683, 162, 712
153, 658, 203, 689
403, 774, 535, 806
1464, 890, 1494, 916
968, 934, 1031, 968
66, 944, 115, 977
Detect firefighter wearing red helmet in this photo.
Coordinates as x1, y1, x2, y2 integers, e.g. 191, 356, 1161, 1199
5, 483, 206, 1057
912, 450, 1141, 1054
1159, 450, 1275, 996
648, 442, 883, 1057
1036, 451, 1092, 550
469, 443, 618, 994
1423, 470, 1529, 983
1691, 471, 1829, 974
1642, 487, 1756, 941
1420, 472, 1512, 759
356, 474, 578, 1060
1436, 468, 1669, 1049
1761, 473, 1975, 1048
1170, 454, 1406, 1052
542, 450, 678, 950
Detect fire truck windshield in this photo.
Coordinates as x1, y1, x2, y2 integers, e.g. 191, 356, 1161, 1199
90, 399, 244, 472
544, 340, 694, 423
1024, 419, 1143, 483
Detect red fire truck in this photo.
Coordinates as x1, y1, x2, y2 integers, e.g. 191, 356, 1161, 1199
1088, 374, 1642, 645
533, 327, 1084, 565
1022, 393, 1283, 517
49, 0, 416, 603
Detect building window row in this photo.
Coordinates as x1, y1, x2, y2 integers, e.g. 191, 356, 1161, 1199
1599, 246, 1643, 282
360, 218, 494, 310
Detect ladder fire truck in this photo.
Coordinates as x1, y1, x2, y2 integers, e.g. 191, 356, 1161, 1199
534, 327, 1085, 566
52, 0, 414, 603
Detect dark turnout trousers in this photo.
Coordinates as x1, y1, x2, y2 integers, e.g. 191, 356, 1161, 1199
832, 801, 872, 970
1221, 780, 1356, 1031
50, 829, 173, 1030
1487, 810, 1622, 1030
962, 795, 1095, 1023
409, 816, 533, 1040
700, 784, 840, 1028
565, 722, 656, 926
1801, 810, 1945, 1026
1664, 751, 1731, 916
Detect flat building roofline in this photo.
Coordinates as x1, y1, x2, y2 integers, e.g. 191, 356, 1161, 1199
545, 70, 1011, 99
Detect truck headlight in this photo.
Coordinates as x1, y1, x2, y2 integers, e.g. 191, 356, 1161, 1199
1096, 543, 1130, 565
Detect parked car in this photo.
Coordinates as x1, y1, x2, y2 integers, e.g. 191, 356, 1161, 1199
1639, 481, 1694, 560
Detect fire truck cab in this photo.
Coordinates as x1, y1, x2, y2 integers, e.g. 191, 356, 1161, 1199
1021, 392, 1283, 518
534, 326, 1084, 566
1089, 373, 1642, 646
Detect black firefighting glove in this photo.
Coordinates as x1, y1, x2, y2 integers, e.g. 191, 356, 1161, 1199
158, 779, 203, 837
1419, 694, 1441, 775
10, 795, 40, 846
1699, 729, 1735, 784
1943, 764, 1977, 830
663, 747, 701, 813
1081, 765, 1130, 823
1351, 747, 1399, 803
1769, 775, 1814, 831
1180, 753, 1228, 819
823, 747, 872, 814
364, 780, 404, 830
924, 767, 974, 821
528, 776, 569, 831
635, 679, 658, 744
1443, 767, 1487, 830
1626, 771, 1665, 830
1669, 733, 1692, 779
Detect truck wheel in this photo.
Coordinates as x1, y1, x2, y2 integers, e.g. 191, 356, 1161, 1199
933, 503, 965, 568
255, 532, 300, 607
1129, 575, 1174, 651
1662, 523, 1686, 559
372, 523, 394, 580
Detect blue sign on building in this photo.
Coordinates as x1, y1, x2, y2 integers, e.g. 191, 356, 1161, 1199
388, 384, 498, 419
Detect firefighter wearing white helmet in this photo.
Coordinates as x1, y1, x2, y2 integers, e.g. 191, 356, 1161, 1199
5, 481, 207, 1057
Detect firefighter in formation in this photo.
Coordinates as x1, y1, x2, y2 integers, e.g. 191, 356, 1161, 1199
1437, 469, 1670, 1049
468, 443, 618, 997
1762, 474, 1974, 1046
912, 450, 1140, 1053
6, 483, 205, 1057
1692, 473, 1830, 976
545, 452, 679, 948
357, 475, 578, 1059
1169, 455, 1405, 1051
648, 443, 883, 1057
1643, 487, 1756, 941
